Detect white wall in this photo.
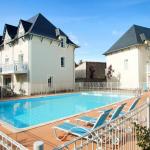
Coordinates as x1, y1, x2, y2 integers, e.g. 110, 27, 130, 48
29, 36, 75, 93
75, 62, 86, 79
106, 47, 140, 89
138, 45, 150, 88
0, 37, 29, 94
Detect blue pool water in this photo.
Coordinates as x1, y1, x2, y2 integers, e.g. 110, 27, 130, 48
0, 92, 131, 128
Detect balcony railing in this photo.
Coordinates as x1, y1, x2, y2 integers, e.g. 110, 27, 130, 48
146, 63, 150, 74
0, 131, 28, 150
0, 63, 28, 74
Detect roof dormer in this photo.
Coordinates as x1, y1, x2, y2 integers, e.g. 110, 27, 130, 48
17, 20, 32, 38
3, 24, 18, 43
18, 22, 25, 37
4, 29, 11, 43
58, 35, 67, 48
0, 36, 3, 45
55, 28, 60, 37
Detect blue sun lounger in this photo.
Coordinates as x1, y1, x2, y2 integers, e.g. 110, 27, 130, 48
53, 108, 112, 140
120, 97, 140, 115
76, 103, 126, 125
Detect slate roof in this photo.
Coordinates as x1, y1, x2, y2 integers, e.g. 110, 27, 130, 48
0, 36, 3, 45
20, 20, 32, 33
0, 13, 77, 47
3, 24, 18, 39
104, 25, 150, 55
27, 13, 76, 45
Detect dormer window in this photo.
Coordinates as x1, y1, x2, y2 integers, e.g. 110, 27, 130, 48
59, 36, 66, 48
55, 28, 60, 37
60, 38, 64, 47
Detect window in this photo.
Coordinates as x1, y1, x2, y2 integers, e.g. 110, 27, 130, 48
5, 58, 9, 64
124, 59, 128, 70
60, 39, 64, 47
61, 57, 65, 67
18, 54, 23, 63
59, 36, 66, 48
48, 77, 52, 87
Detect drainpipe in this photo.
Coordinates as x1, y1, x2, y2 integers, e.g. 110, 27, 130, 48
147, 98, 150, 129
73, 48, 75, 91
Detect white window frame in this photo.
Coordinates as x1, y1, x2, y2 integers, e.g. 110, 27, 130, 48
59, 36, 66, 48
5, 57, 9, 64
18, 54, 24, 63
124, 59, 128, 70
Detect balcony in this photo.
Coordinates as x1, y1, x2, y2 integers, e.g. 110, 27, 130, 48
147, 64, 150, 74
0, 63, 28, 74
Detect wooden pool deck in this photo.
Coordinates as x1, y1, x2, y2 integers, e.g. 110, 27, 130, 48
0, 92, 149, 150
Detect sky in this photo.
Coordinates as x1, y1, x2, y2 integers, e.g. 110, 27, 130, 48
0, 0, 150, 63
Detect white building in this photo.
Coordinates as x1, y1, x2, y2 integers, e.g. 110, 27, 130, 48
104, 25, 150, 89
0, 13, 78, 95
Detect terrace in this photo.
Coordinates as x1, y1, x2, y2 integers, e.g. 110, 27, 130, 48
0, 82, 149, 150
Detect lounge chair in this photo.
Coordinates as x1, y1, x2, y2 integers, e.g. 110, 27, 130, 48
109, 98, 140, 146
120, 97, 140, 115
53, 108, 112, 141
76, 103, 126, 125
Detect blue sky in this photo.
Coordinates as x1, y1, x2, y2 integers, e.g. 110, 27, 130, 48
0, 0, 150, 63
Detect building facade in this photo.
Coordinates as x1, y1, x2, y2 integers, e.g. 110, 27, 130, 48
75, 61, 106, 82
104, 25, 150, 89
0, 13, 78, 95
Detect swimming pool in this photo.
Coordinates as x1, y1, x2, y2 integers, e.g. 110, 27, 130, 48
0, 92, 131, 129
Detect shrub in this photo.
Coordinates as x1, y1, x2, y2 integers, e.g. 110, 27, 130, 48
134, 122, 150, 150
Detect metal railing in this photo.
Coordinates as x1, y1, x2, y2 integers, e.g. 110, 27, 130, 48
26, 82, 143, 96
146, 63, 150, 74
1, 63, 28, 74
0, 82, 142, 99
54, 99, 149, 150
0, 131, 28, 150
75, 82, 142, 97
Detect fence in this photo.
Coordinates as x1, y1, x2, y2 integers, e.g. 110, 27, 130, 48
54, 99, 150, 150
0, 81, 145, 99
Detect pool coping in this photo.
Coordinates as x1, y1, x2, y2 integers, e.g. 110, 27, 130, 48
0, 91, 136, 133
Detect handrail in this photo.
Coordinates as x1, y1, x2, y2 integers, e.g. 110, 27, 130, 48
0, 131, 28, 150
1, 63, 28, 73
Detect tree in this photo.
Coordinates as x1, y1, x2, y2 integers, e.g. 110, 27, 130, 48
106, 65, 114, 79
89, 65, 95, 79
79, 60, 83, 65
